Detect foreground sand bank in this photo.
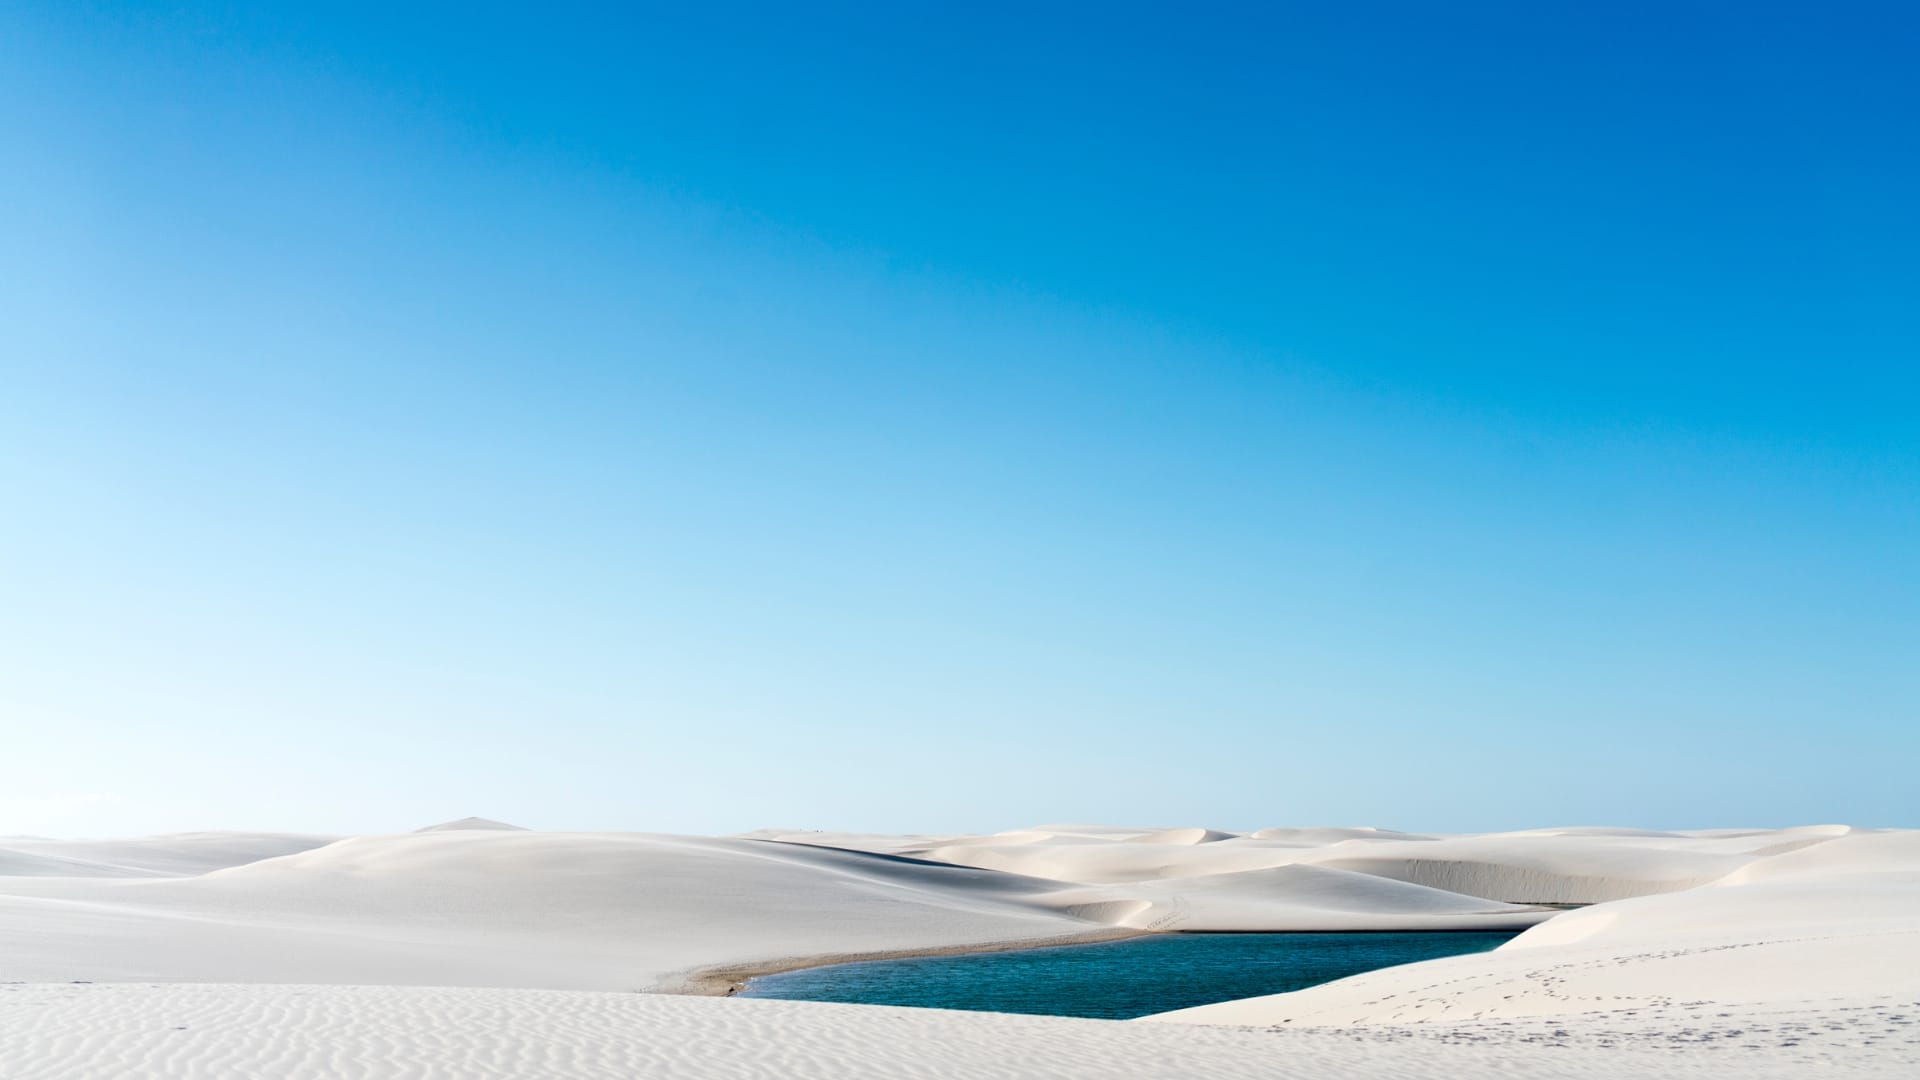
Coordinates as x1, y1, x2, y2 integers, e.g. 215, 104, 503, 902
4, 983, 1912, 1080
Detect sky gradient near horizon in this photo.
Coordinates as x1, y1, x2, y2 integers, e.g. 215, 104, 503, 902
3, 3, 1916, 837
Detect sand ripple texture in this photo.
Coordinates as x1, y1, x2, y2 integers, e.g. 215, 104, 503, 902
4, 982, 1909, 1080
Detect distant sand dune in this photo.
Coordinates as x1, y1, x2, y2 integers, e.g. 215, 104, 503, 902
1147, 826, 1920, 1030
414, 816, 528, 832
904, 828, 1757, 904
1037, 863, 1548, 932
0, 830, 1092, 991
1124, 827, 1239, 845
0, 832, 335, 879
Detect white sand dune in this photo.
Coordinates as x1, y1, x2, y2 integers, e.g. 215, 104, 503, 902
0, 824, 1556, 994
1709, 827, 1920, 885
0, 830, 1098, 991
784, 829, 1549, 933
1292, 834, 1754, 904
912, 833, 1330, 883
733, 829, 974, 856
3, 983, 1908, 1080
0, 832, 335, 878
1147, 827, 1920, 1032
2, 822, 1913, 1076
1037, 863, 1550, 932
414, 816, 528, 832
904, 827, 1757, 905
1125, 826, 1240, 844
1249, 826, 1437, 844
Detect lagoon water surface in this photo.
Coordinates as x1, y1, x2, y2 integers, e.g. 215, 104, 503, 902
739, 931, 1517, 1019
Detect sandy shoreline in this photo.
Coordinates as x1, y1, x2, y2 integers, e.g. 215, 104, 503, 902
671, 926, 1151, 996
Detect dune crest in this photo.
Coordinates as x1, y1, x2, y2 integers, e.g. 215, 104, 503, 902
415, 816, 528, 832
1145, 825, 1920, 1028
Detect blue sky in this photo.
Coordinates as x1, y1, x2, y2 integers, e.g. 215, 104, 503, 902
3, 2, 1915, 836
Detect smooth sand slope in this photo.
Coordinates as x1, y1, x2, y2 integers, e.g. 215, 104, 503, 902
895, 824, 1773, 902
1, 821, 1913, 1076
0, 822, 1551, 991
0, 828, 1102, 991
5, 983, 1911, 1080
1149, 827, 1920, 1030
0, 832, 333, 878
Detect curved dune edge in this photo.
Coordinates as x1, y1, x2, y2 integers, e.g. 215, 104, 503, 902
0, 831, 1103, 992
0, 826, 1567, 993
1033, 863, 1552, 932
1143, 827, 1920, 1028
895, 826, 1780, 902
